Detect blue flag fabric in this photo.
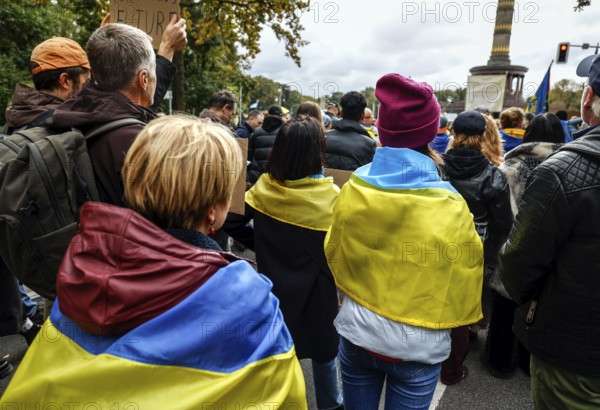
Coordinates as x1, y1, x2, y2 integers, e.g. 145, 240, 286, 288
527, 65, 551, 115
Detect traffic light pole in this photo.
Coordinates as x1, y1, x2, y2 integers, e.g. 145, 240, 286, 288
571, 43, 600, 54
556, 42, 599, 64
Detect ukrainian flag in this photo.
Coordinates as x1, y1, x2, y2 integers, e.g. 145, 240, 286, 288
325, 148, 483, 329
2, 261, 307, 409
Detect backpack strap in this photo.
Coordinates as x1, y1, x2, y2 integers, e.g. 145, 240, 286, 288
0, 138, 20, 153
84, 118, 146, 141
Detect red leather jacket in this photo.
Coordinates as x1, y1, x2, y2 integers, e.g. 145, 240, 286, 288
57, 202, 239, 335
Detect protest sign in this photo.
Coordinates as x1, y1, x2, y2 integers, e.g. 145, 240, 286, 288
325, 168, 353, 188
110, 0, 180, 49
230, 138, 248, 216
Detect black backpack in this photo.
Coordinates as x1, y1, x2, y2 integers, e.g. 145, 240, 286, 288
0, 118, 144, 299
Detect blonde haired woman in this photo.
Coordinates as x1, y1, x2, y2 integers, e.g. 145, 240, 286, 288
2, 115, 307, 408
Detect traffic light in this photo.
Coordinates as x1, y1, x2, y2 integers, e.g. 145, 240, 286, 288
557, 42, 570, 64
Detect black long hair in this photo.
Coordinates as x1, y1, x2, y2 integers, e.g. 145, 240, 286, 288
265, 115, 326, 181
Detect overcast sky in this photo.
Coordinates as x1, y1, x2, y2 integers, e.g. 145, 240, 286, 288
247, 0, 600, 102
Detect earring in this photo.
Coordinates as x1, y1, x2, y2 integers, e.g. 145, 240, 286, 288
209, 220, 216, 235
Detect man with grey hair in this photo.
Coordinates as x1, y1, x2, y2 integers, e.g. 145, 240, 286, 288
47, 23, 163, 206
499, 54, 600, 408
4, 15, 185, 134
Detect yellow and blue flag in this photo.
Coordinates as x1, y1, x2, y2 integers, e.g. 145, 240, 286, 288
325, 148, 483, 329
2, 261, 307, 409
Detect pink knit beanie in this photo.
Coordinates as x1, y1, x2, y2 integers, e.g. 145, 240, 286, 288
375, 74, 441, 149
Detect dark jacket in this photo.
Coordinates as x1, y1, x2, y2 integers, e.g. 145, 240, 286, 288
0, 260, 22, 336
245, 175, 340, 361
324, 119, 376, 171
4, 84, 64, 133
3, 56, 174, 135
248, 116, 284, 184
235, 121, 253, 139
499, 128, 600, 377
443, 148, 512, 276
48, 83, 156, 206
151, 55, 176, 111
58, 202, 248, 335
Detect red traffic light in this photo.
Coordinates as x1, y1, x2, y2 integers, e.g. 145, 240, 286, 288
557, 42, 570, 64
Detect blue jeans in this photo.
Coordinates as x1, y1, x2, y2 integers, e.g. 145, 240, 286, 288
312, 357, 343, 410
339, 337, 440, 410
19, 283, 37, 318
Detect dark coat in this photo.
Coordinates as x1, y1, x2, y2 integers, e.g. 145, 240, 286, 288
324, 119, 376, 171
5, 55, 174, 135
251, 210, 339, 362
48, 84, 156, 206
443, 148, 512, 276
4, 84, 64, 132
235, 121, 253, 139
248, 116, 284, 184
244, 175, 340, 361
0, 261, 22, 336
499, 128, 600, 377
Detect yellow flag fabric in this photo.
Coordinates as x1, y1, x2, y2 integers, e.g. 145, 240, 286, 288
2, 262, 307, 409
247, 174, 339, 231
4, 322, 304, 409
502, 128, 526, 139
325, 148, 483, 329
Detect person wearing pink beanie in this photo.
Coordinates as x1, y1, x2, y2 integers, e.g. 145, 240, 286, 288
326, 74, 483, 409
376, 73, 442, 149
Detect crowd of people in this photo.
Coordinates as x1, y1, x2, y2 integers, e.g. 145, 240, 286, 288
1, 13, 600, 410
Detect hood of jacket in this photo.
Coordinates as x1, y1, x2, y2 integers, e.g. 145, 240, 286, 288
443, 147, 490, 179
5, 84, 64, 129
57, 202, 242, 336
504, 141, 563, 164
559, 128, 600, 160
260, 116, 284, 133
199, 108, 229, 126
332, 119, 371, 137
48, 83, 155, 130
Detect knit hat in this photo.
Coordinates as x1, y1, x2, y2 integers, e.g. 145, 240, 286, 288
375, 73, 440, 148
439, 116, 448, 129
453, 110, 486, 136
30, 37, 90, 75
268, 105, 290, 117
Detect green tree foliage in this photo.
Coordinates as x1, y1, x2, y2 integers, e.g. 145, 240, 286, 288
182, 0, 309, 67
0, 1, 86, 122
0, 1, 312, 121
575, 0, 591, 11
434, 87, 467, 113
549, 79, 583, 116
0, 1, 71, 70
53, 0, 110, 45
241, 76, 316, 115
179, 0, 310, 111
0, 55, 27, 123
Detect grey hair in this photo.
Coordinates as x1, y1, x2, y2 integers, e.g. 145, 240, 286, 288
86, 24, 155, 91
592, 93, 600, 119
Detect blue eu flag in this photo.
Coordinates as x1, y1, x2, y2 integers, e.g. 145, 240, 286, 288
527, 64, 552, 115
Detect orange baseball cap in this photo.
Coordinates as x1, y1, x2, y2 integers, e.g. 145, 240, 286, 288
30, 37, 90, 75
